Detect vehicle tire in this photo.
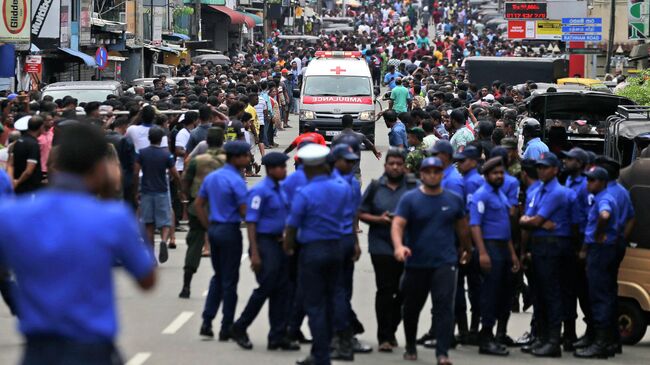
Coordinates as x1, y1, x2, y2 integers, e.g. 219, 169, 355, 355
618, 299, 648, 345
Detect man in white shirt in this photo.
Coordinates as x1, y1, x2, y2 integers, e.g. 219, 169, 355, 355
125, 106, 168, 152
174, 111, 198, 174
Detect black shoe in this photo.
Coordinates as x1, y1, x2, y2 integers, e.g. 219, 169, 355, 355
330, 332, 354, 361
574, 342, 609, 359
417, 332, 435, 345
289, 330, 312, 344
268, 339, 300, 351
178, 286, 190, 299
573, 333, 594, 349
516, 332, 534, 347
466, 330, 480, 346
521, 337, 544, 353
607, 342, 622, 355
563, 338, 576, 352
200, 323, 214, 338
455, 331, 471, 345
479, 329, 509, 356
496, 333, 515, 347
218, 331, 230, 342
158, 241, 169, 263
351, 318, 365, 335
230, 325, 253, 350
532, 342, 562, 357
352, 337, 373, 353
296, 356, 316, 365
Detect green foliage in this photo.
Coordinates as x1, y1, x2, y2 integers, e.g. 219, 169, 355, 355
173, 6, 194, 17
616, 70, 650, 106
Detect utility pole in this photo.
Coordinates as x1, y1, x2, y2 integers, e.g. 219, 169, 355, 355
136, 0, 145, 77
194, 0, 201, 40
605, 0, 616, 74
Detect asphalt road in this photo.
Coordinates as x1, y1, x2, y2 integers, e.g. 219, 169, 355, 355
0, 112, 649, 365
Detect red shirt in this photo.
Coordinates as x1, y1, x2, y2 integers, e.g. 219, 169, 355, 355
290, 132, 326, 149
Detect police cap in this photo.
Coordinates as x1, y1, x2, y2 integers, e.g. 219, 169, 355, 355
535, 152, 561, 168
583, 166, 609, 181
429, 139, 454, 156
594, 156, 621, 180
330, 144, 359, 161
297, 144, 330, 166
224, 140, 250, 156
481, 156, 505, 174
560, 147, 589, 165
261, 152, 289, 167
420, 157, 444, 170
407, 127, 426, 141
453, 145, 481, 161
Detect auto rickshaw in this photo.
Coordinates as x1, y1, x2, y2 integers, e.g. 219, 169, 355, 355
605, 105, 650, 344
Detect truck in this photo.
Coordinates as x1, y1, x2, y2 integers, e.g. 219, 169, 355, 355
464, 57, 569, 87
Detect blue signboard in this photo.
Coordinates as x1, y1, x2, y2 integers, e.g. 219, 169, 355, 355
562, 18, 603, 25
562, 26, 603, 33
95, 47, 108, 71
562, 35, 603, 41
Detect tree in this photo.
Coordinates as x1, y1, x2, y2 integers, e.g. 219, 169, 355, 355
616, 70, 650, 106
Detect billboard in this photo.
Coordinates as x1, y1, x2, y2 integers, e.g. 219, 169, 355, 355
1, 0, 31, 49
629, 0, 649, 40
31, 0, 60, 49
536, 20, 562, 40
508, 20, 536, 39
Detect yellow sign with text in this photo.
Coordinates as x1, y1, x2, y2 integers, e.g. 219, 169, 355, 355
536, 20, 562, 40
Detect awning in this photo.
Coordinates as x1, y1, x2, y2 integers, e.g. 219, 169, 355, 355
238, 11, 262, 26
58, 47, 97, 67
163, 33, 191, 41
91, 17, 126, 33
208, 5, 255, 28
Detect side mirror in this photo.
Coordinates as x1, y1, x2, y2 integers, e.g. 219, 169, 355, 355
374, 86, 380, 97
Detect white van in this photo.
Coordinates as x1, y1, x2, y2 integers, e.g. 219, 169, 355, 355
298, 51, 378, 142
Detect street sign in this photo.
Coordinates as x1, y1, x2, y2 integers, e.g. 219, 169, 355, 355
562, 26, 603, 33
24, 55, 42, 74
562, 35, 603, 41
562, 18, 603, 25
568, 48, 605, 55
95, 46, 108, 70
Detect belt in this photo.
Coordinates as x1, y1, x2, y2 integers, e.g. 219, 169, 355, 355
531, 236, 569, 245
484, 239, 509, 248
209, 222, 241, 226
258, 233, 283, 241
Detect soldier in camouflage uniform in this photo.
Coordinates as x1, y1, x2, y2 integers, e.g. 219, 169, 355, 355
501, 138, 522, 180
179, 127, 226, 299
405, 127, 428, 176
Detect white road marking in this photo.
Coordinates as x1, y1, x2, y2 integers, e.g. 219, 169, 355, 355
126, 352, 151, 365
162, 311, 194, 334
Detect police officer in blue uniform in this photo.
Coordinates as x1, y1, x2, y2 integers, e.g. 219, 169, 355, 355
575, 166, 619, 359
329, 144, 362, 361
455, 145, 484, 207
430, 140, 464, 198
195, 140, 250, 341
0, 123, 156, 365
519, 152, 576, 358
230, 152, 300, 351
284, 144, 351, 365
595, 156, 635, 355
469, 157, 521, 356
560, 147, 592, 350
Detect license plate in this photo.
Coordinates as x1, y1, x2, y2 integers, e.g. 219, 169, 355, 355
326, 131, 341, 137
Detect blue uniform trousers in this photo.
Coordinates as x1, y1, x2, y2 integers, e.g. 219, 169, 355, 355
612, 240, 627, 342
480, 240, 513, 329
587, 244, 618, 330
531, 236, 573, 331
234, 234, 290, 342
455, 249, 481, 328
22, 336, 121, 365
402, 265, 458, 358
334, 234, 355, 333
202, 223, 243, 334
287, 245, 307, 338
300, 240, 343, 365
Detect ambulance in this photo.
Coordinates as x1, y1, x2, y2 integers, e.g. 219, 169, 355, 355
298, 51, 378, 142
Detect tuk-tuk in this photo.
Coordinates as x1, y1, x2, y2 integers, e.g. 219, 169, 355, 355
557, 78, 611, 93
604, 105, 650, 344
526, 91, 635, 154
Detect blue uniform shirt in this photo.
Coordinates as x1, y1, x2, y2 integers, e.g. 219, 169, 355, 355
522, 137, 549, 160
585, 189, 618, 245
246, 177, 289, 235
463, 168, 484, 209
0, 169, 13, 197
565, 175, 589, 233
395, 189, 465, 268
282, 165, 308, 203
525, 180, 542, 209
525, 177, 575, 237
388, 121, 408, 148
0, 174, 154, 341
287, 175, 350, 243
501, 172, 520, 207
443, 164, 465, 200
198, 163, 247, 223
606, 181, 635, 238
470, 182, 512, 241
333, 169, 361, 235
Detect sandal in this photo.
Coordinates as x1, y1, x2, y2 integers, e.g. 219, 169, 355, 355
403, 346, 417, 361
437, 356, 452, 365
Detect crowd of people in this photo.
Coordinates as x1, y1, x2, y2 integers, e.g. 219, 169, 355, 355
0, 1, 644, 365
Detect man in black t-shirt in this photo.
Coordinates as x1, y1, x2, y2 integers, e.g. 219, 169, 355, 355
12, 116, 44, 194
332, 115, 382, 179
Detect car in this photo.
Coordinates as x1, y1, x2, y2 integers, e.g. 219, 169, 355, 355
131, 78, 177, 88
41, 81, 123, 103
191, 54, 231, 66
557, 77, 611, 93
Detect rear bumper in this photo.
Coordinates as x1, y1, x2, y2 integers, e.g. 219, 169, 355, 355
299, 119, 375, 141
